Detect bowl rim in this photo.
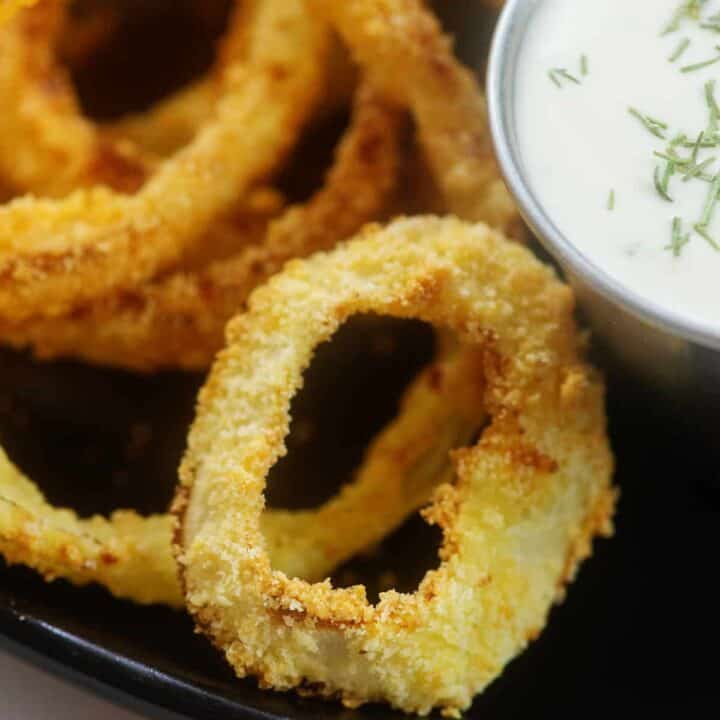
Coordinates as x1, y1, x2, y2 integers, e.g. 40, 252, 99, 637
486, 0, 720, 352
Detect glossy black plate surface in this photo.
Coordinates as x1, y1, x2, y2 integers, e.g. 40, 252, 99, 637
2, 2, 720, 719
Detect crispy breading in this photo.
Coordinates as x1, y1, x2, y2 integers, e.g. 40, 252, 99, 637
175, 217, 615, 716
312, 0, 517, 232
1, 327, 489, 606
0, 0, 330, 321
0, 85, 404, 369
0, 446, 182, 607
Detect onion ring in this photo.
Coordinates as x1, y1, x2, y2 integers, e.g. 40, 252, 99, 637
95, 0, 257, 160
103, 13, 357, 160
0, 0, 150, 195
0, 445, 182, 607
0, 0, 259, 194
0, 85, 404, 370
174, 216, 615, 716
0, 0, 329, 322
1, 333, 487, 606
312, 0, 518, 232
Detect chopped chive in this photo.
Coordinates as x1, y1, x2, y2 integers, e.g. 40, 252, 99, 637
705, 80, 720, 135
548, 69, 562, 88
691, 130, 705, 162
548, 67, 581, 88
654, 165, 675, 201
669, 37, 691, 61
607, 189, 615, 210
694, 223, 720, 249
665, 217, 691, 256
580, 54, 589, 76
629, 107, 668, 139
697, 171, 720, 226
681, 48, 720, 73
663, 0, 707, 35
555, 68, 580, 84
681, 156, 716, 182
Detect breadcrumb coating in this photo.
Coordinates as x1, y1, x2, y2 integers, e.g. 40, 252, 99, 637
175, 216, 615, 716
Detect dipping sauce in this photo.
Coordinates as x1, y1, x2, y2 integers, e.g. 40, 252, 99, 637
516, 0, 720, 330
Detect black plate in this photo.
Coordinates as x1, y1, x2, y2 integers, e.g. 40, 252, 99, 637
2, 3, 720, 719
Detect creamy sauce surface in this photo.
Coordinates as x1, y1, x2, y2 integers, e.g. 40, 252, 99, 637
516, 0, 720, 330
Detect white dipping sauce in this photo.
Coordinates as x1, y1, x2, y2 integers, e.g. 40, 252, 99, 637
516, 0, 720, 330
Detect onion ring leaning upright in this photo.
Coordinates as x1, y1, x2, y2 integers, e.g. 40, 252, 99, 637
174, 216, 615, 717
0, 0, 329, 321
312, 0, 518, 232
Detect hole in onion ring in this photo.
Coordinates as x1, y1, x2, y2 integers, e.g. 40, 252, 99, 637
61, 0, 233, 120
266, 315, 435, 511
274, 110, 350, 205
260, 314, 490, 598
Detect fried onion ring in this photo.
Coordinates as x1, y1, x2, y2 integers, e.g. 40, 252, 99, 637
0, 0, 260, 195
312, 0, 517, 231
0, 0, 150, 195
94, 0, 257, 160
175, 216, 615, 716
0, 0, 329, 321
0, 445, 182, 607
1, 332, 487, 606
104, 24, 357, 160
0, 85, 404, 370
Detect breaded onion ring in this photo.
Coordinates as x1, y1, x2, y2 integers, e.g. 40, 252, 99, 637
312, 0, 517, 231
0, 0, 149, 195
174, 217, 615, 716
1, 337, 487, 606
0, 0, 256, 195
72, 0, 257, 164
0, 445, 182, 607
105, 26, 357, 160
0, 0, 329, 321
0, 85, 404, 370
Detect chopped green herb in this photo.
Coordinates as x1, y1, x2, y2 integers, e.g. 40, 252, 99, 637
704, 80, 720, 135
681, 47, 720, 72
681, 156, 716, 182
607, 189, 615, 210
548, 67, 581, 87
629, 107, 668, 139
697, 171, 720, 225
665, 217, 691, 256
654, 163, 675, 201
580, 54, 589, 76
691, 130, 705, 162
694, 222, 720, 249
669, 37, 691, 61
663, 0, 707, 35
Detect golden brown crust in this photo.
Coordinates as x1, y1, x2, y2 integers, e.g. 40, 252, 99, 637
0, 446, 183, 607
0, 319, 490, 606
0, 0, 330, 321
311, 0, 518, 231
175, 216, 614, 716
0, 85, 404, 370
